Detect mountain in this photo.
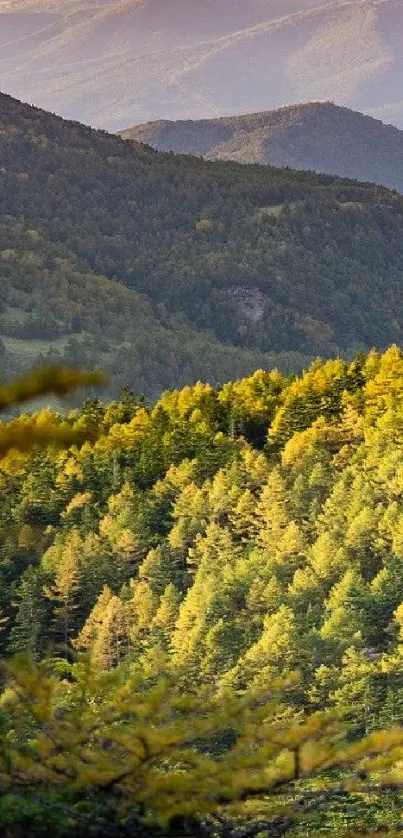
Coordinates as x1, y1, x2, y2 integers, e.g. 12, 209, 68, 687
122, 102, 403, 194
0, 0, 402, 131
3, 91, 403, 396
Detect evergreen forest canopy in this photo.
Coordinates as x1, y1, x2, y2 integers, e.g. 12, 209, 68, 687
3, 92, 403, 396
4, 349, 403, 834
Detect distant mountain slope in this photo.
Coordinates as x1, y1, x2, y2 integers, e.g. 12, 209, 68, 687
0, 0, 402, 130
122, 102, 403, 193
0, 214, 274, 400
3, 91, 403, 395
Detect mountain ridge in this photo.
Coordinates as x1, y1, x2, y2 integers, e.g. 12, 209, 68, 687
122, 101, 403, 193
3, 91, 403, 396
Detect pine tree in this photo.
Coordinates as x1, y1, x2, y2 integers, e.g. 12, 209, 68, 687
139, 545, 179, 595
320, 569, 367, 651
246, 574, 284, 621
44, 529, 84, 650
149, 583, 181, 653
91, 594, 132, 669
171, 573, 217, 682
223, 605, 297, 691
7, 566, 47, 657
254, 468, 290, 552
229, 488, 258, 543
73, 585, 115, 653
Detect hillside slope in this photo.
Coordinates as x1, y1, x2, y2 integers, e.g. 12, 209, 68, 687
123, 102, 403, 193
2, 92, 403, 394
5, 347, 403, 835
0, 0, 402, 130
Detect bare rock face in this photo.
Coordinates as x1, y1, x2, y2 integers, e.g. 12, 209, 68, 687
229, 288, 267, 324
0, 0, 402, 131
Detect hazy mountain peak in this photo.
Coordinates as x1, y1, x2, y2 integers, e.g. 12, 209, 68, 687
121, 101, 403, 193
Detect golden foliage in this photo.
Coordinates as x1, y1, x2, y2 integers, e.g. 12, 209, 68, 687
2, 656, 403, 829
0, 366, 104, 455
0, 366, 103, 411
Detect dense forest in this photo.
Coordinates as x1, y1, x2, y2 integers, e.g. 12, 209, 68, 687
4, 349, 403, 834
3, 92, 403, 395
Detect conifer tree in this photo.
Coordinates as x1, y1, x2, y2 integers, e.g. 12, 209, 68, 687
229, 488, 258, 543
7, 565, 47, 657
44, 529, 84, 649
254, 468, 290, 552
91, 593, 132, 669
149, 583, 181, 653
320, 568, 367, 651
139, 545, 178, 595
73, 585, 115, 654
224, 604, 298, 691
171, 573, 218, 682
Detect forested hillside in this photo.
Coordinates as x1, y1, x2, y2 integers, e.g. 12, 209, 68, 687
124, 102, 403, 193
3, 92, 403, 395
4, 348, 403, 833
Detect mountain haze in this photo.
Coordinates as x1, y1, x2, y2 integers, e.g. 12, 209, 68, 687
0, 0, 402, 130
123, 102, 403, 194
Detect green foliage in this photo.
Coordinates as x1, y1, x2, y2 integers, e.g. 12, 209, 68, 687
2, 93, 403, 396
4, 353, 403, 834
3, 655, 403, 838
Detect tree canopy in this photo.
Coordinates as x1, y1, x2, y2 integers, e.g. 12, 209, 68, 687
3, 354, 403, 834
2, 92, 403, 396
